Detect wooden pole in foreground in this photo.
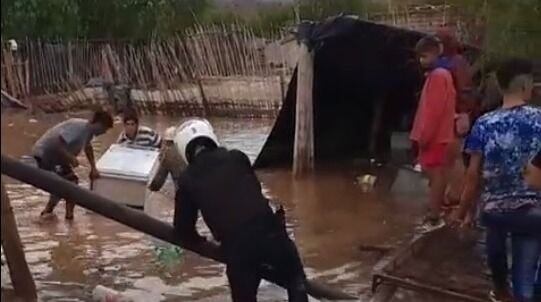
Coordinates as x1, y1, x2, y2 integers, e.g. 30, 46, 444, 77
1, 179, 37, 301
0, 155, 357, 301
293, 43, 315, 177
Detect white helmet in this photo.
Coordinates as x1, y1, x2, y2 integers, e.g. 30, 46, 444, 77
163, 126, 176, 141
174, 118, 219, 163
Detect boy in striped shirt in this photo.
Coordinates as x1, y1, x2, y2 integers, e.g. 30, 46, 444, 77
117, 111, 162, 148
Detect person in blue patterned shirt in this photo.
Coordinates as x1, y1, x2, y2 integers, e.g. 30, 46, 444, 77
451, 59, 541, 302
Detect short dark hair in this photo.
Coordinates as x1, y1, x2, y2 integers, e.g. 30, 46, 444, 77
91, 109, 114, 128
122, 110, 139, 124
496, 58, 533, 91
415, 35, 441, 54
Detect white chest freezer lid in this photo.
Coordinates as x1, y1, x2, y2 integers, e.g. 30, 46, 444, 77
96, 144, 160, 181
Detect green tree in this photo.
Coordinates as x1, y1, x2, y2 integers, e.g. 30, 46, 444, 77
2, 0, 81, 39
435, 0, 541, 58
1, 0, 214, 39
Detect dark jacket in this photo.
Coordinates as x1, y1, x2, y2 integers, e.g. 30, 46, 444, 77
174, 147, 273, 243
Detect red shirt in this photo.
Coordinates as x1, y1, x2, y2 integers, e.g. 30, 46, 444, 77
410, 68, 457, 146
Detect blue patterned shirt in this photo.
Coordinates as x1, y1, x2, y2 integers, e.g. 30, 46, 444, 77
465, 105, 541, 213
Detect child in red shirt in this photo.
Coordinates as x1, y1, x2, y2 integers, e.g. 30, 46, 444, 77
410, 36, 457, 233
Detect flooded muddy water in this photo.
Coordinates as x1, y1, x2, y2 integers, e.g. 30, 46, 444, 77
1, 111, 428, 301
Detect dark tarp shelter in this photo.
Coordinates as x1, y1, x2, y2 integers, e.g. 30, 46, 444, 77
254, 16, 426, 168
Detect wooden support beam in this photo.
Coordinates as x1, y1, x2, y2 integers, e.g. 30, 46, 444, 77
1, 154, 357, 301
293, 43, 314, 177
1, 179, 37, 301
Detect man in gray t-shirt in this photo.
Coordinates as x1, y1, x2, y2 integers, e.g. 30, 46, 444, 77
32, 110, 114, 219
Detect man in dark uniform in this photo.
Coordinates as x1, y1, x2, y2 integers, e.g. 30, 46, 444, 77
173, 119, 309, 302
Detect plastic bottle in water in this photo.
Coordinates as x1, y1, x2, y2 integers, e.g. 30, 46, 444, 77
144, 194, 183, 267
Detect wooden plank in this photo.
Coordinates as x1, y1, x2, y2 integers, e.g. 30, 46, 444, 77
1, 179, 37, 301
293, 43, 314, 176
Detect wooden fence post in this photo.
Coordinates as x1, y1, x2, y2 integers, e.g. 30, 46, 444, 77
25, 60, 30, 97
196, 77, 211, 116
1, 179, 37, 301
279, 73, 286, 101
67, 41, 74, 81
293, 43, 314, 177
3, 50, 17, 97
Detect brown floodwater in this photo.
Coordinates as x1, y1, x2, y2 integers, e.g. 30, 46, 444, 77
1, 110, 428, 301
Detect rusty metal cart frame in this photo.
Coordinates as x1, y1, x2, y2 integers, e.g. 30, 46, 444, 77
371, 228, 489, 302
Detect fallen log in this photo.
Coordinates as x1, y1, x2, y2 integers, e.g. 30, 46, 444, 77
1, 154, 356, 300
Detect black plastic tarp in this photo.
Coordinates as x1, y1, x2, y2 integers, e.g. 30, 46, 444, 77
254, 16, 424, 168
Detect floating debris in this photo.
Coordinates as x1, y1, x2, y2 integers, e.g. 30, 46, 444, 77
92, 285, 134, 302
356, 174, 377, 193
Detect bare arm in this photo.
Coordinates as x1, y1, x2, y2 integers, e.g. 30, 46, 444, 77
84, 143, 97, 170
524, 152, 541, 189
453, 153, 483, 221
149, 149, 169, 191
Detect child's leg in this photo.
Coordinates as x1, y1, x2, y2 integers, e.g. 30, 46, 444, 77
444, 138, 465, 205
425, 166, 447, 219
58, 165, 78, 220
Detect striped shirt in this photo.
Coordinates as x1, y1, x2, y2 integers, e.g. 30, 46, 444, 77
117, 125, 162, 148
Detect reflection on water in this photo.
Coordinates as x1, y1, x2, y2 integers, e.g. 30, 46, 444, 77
1, 111, 426, 301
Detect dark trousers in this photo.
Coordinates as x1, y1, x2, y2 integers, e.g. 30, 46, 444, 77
223, 213, 309, 302
482, 206, 541, 302
35, 157, 78, 217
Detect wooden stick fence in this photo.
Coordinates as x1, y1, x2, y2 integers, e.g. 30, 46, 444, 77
1, 23, 293, 116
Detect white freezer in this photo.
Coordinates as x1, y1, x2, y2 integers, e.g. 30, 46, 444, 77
92, 144, 160, 208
